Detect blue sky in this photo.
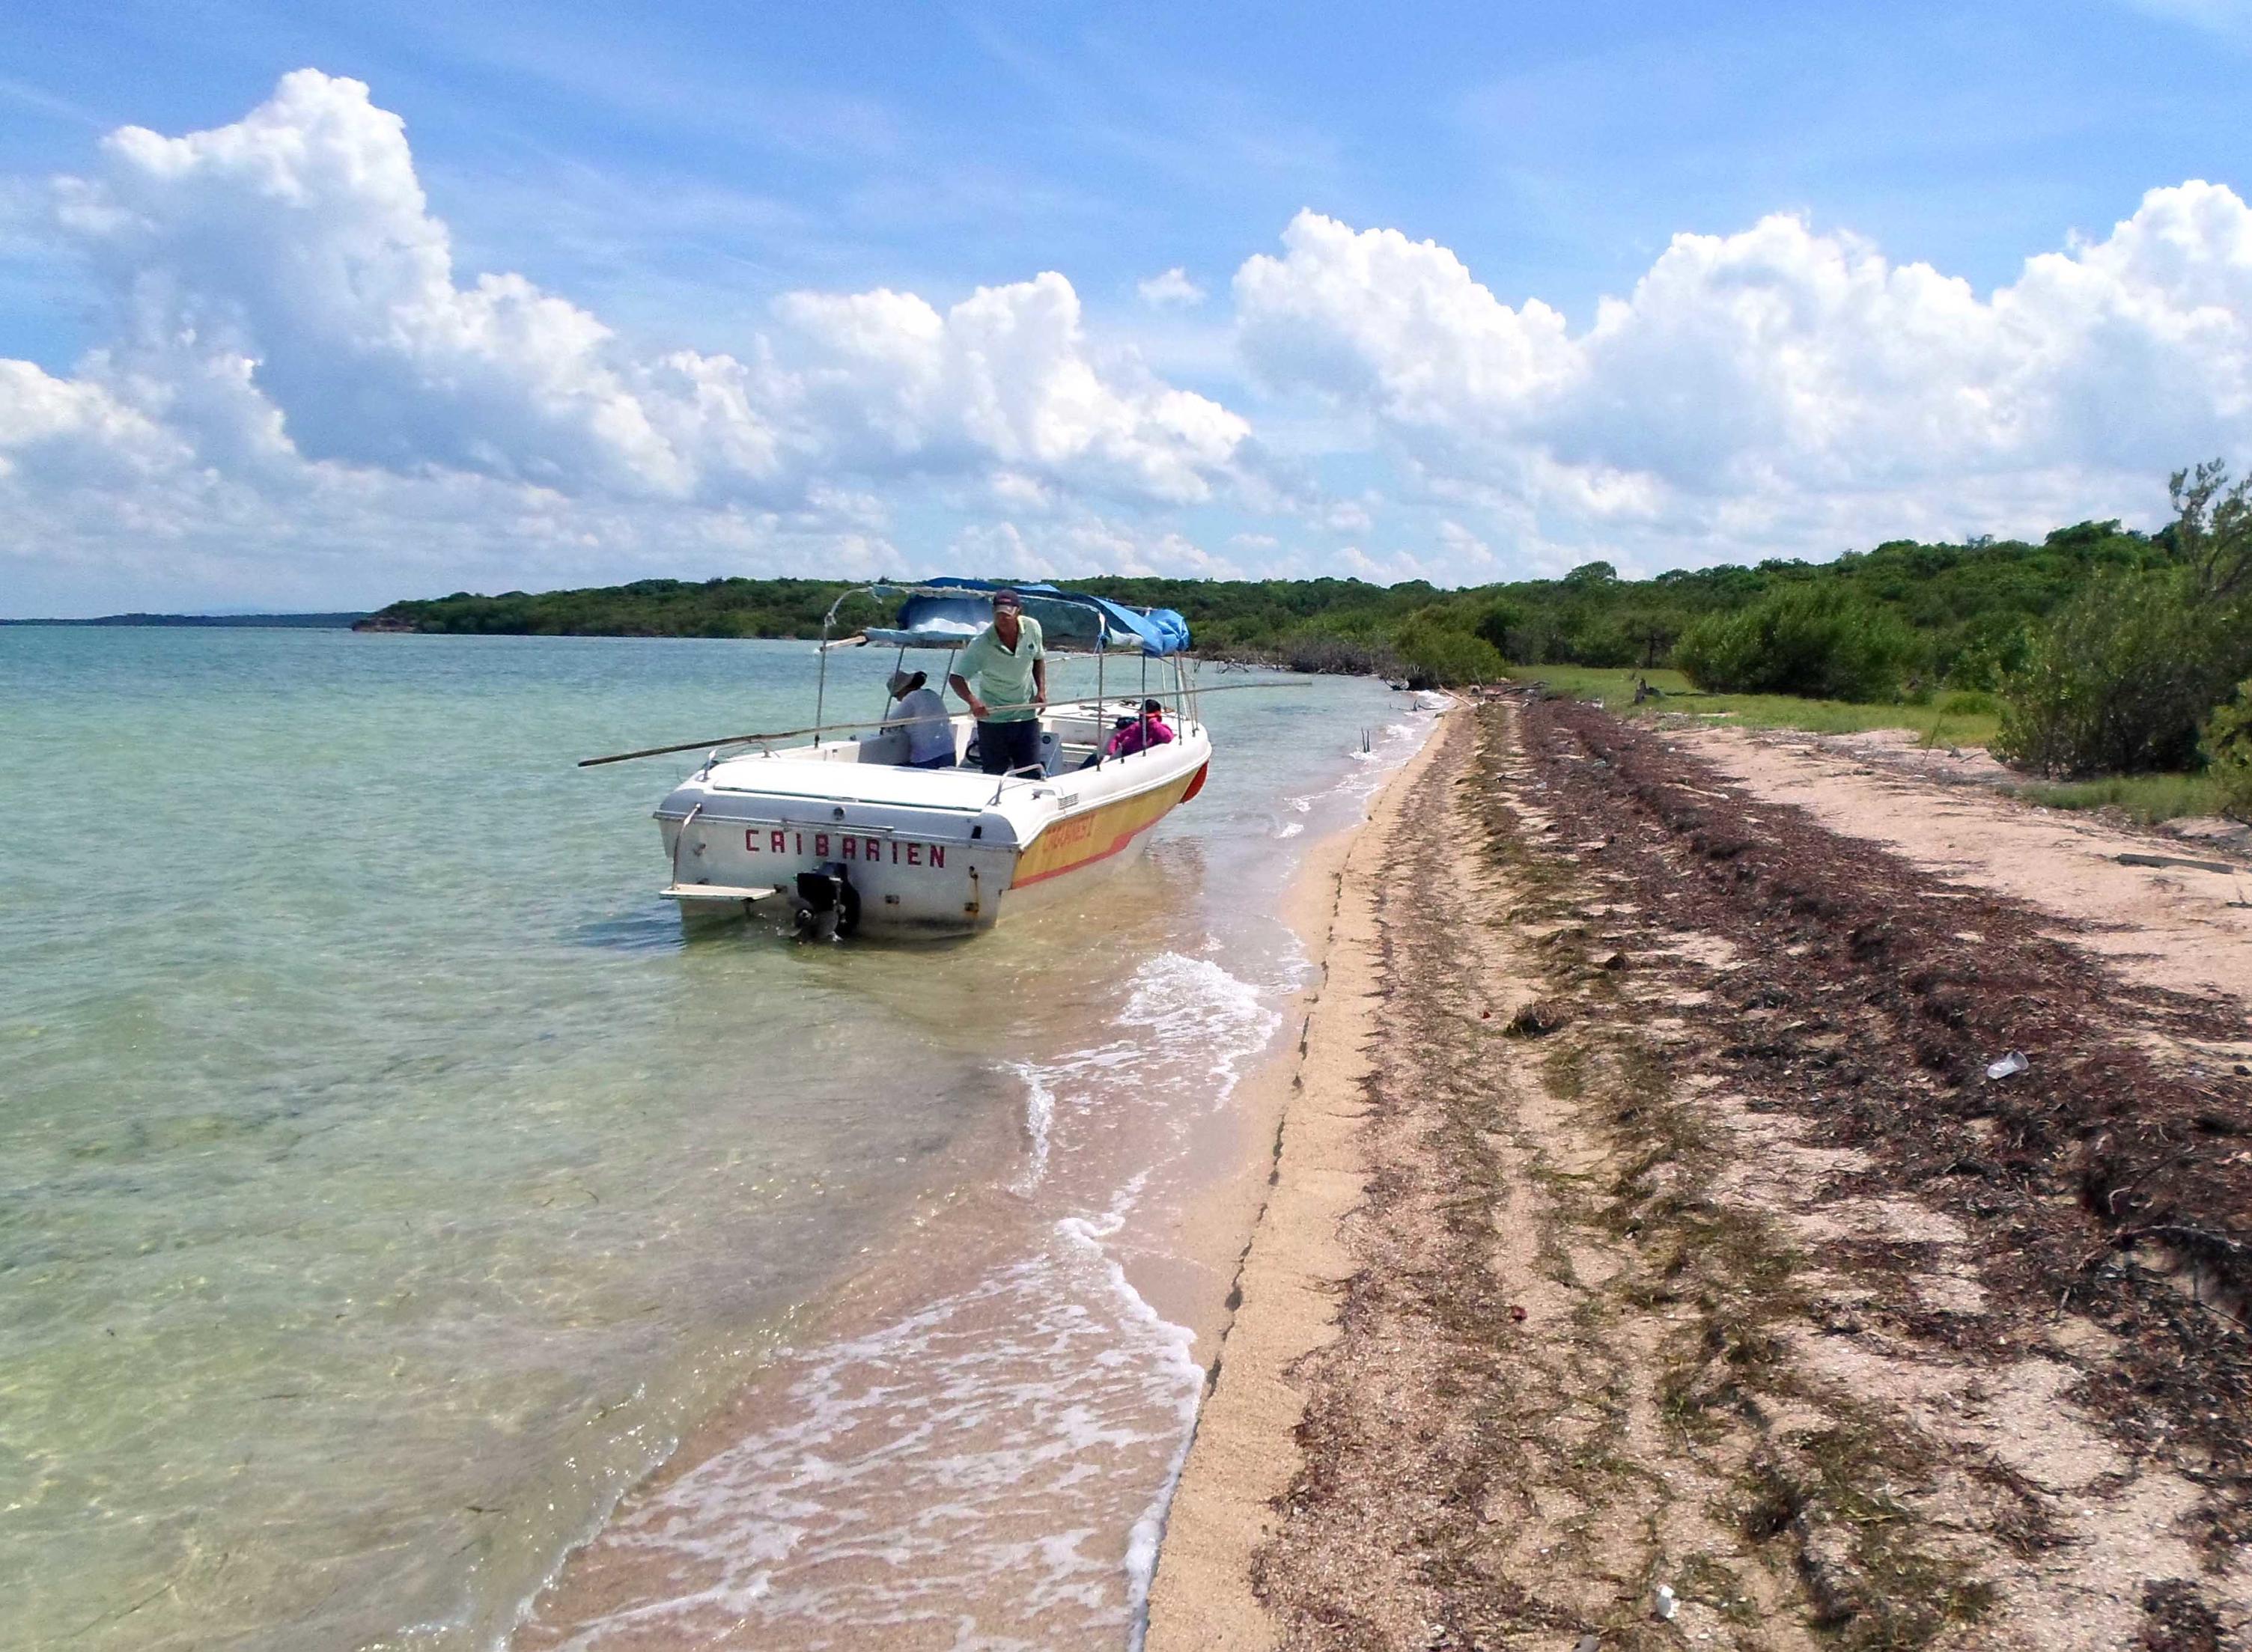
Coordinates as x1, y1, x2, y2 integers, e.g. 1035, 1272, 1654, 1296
2, 1, 2249, 612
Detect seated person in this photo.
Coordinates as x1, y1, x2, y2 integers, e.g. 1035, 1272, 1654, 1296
883, 668, 956, 768
1107, 698, 1174, 758
1081, 699, 1175, 767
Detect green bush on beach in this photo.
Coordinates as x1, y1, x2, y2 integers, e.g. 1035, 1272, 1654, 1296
2206, 681, 2252, 822
1990, 573, 2227, 775
1993, 463, 2252, 778
1673, 586, 1917, 702
1395, 624, 1506, 689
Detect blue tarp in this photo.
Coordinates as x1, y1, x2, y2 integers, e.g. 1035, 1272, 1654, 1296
866, 578, 1192, 657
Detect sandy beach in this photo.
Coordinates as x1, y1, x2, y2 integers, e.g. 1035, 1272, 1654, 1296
1148, 694, 2252, 1651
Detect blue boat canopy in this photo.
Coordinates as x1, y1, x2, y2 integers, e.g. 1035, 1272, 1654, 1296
856, 578, 1192, 657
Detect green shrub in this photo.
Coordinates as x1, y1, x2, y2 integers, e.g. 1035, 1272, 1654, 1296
1673, 586, 1917, 701
1941, 614, 2034, 691
1992, 573, 2243, 776
2206, 681, 2252, 822
1938, 689, 1999, 716
1394, 627, 1506, 688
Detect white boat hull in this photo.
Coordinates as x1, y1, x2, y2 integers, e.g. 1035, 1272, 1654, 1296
654, 708, 1210, 937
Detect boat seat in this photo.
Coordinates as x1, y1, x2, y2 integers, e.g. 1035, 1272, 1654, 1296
957, 726, 1063, 778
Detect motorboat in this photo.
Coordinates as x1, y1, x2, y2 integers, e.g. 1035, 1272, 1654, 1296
651, 579, 1211, 938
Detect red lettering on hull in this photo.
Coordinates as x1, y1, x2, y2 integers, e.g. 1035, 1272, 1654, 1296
724, 829, 957, 871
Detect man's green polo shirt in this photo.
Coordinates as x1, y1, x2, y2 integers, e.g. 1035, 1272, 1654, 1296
958, 617, 1045, 722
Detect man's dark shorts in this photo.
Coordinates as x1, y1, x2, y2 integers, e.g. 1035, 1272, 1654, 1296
976, 719, 1044, 777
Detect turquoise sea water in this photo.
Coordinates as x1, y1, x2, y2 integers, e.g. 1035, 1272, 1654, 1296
0, 627, 1416, 1650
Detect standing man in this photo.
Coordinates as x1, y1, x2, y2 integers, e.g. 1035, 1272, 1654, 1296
949, 588, 1048, 777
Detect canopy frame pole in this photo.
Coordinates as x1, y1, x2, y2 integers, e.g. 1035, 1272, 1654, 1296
813, 585, 864, 734
1094, 630, 1107, 766
815, 615, 831, 731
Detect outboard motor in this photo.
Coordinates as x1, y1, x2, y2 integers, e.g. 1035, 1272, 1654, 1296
791, 864, 861, 942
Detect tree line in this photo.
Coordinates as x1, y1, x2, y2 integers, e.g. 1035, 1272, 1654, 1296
357, 461, 2252, 807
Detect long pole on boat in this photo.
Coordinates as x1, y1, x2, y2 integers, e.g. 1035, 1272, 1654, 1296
575, 677, 1315, 767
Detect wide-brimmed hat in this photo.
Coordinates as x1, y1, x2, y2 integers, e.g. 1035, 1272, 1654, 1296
887, 668, 924, 697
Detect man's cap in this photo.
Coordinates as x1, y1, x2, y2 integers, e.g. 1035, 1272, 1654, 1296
887, 668, 922, 697
990, 588, 1023, 610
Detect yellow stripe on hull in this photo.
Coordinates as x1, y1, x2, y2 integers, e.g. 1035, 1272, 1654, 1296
1009, 767, 1202, 888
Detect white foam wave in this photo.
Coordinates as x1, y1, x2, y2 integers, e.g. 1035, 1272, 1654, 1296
1006, 1061, 1056, 1195
1056, 1177, 1202, 1651
1114, 953, 1282, 1108
523, 963, 1288, 1646
1276, 820, 1303, 839
541, 1192, 1207, 1649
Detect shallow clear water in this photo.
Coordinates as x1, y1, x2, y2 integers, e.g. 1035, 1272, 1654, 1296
0, 627, 1421, 1651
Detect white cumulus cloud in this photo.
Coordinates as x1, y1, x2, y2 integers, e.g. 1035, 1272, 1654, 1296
1235, 190, 2252, 565
3, 70, 1253, 610
1136, 266, 1207, 308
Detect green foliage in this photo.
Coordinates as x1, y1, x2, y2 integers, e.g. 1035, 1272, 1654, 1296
1991, 466, 2252, 778
2169, 459, 2252, 604
1393, 626, 1506, 688
1936, 689, 1999, 717
1991, 571, 2244, 775
1673, 587, 1917, 701
367, 576, 847, 639
360, 522, 2170, 683
2206, 680, 2252, 822
1938, 612, 2033, 690
2006, 772, 2224, 826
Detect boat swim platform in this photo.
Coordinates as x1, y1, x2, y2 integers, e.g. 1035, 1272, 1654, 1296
660, 883, 780, 903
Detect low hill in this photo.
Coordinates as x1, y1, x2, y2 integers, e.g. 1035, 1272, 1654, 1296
7, 612, 368, 628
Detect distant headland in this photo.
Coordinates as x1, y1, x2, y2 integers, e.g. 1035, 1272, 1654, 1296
3, 612, 369, 628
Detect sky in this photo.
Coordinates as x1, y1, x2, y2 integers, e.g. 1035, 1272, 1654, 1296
1, 1, 2249, 615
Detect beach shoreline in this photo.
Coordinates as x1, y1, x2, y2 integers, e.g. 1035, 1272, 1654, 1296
1147, 693, 2251, 1648
1145, 707, 1458, 1648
